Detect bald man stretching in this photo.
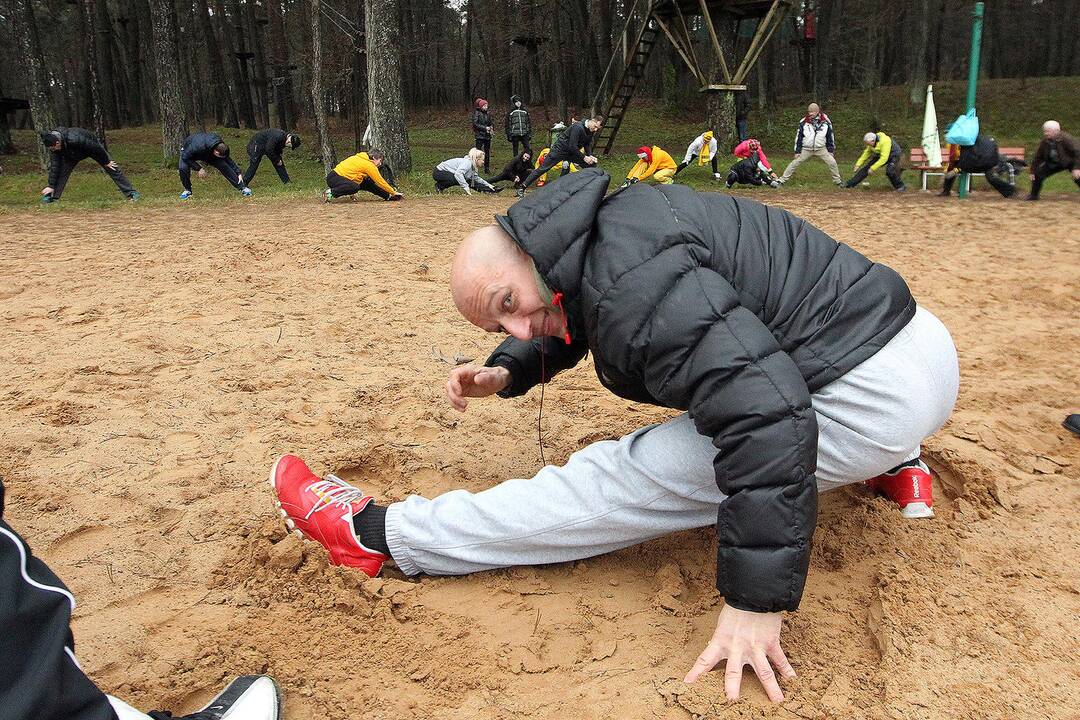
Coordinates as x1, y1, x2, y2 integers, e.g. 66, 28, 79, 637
271, 170, 958, 702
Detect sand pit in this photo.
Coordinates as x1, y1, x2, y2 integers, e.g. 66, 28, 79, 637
1, 190, 1078, 719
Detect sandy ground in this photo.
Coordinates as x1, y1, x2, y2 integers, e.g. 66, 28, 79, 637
1, 187, 1078, 720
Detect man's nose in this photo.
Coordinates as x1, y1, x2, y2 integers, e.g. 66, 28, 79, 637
506, 317, 532, 341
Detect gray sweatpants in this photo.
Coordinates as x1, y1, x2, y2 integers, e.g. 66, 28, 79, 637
386, 306, 959, 576
781, 147, 843, 184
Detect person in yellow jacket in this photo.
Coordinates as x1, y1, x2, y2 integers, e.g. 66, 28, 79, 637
844, 131, 906, 191
622, 145, 677, 187
325, 149, 403, 202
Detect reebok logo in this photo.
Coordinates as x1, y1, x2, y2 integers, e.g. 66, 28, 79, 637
911, 476, 921, 498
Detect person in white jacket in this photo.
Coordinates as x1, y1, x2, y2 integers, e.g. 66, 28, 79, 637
433, 149, 499, 194
674, 130, 720, 179
778, 103, 844, 186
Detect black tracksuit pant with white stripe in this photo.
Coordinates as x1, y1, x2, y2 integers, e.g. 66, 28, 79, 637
0, 480, 117, 720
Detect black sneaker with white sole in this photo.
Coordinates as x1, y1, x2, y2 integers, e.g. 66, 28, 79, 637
147, 676, 282, 720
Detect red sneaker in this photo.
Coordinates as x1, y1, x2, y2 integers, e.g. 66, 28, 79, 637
866, 459, 935, 519
269, 455, 388, 576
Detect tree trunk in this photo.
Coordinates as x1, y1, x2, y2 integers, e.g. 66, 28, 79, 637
909, 0, 930, 106
705, 10, 738, 152
195, 0, 235, 127
813, 0, 833, 107
310, 0, 337, 174
365, 0, 411, 172
0, 79, 15, 154
92, 0, 120, 127
463, 0, 472, 102
353, 0, 368, 149
242, 0, 271, 127
79, 0, 109, 146
218, 0, 258, 128
266, 0, 293, 130
12, 0, 57, 168
148, 0, 189, 161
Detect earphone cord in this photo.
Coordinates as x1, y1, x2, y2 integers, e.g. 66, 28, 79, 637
538, 340, 546, 466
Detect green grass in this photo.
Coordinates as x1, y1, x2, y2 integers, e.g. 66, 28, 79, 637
2, 76, 1078, 211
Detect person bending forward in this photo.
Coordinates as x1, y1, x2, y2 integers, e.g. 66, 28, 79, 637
271, 170, 958, 703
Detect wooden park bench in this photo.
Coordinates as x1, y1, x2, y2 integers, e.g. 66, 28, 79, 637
910, 145, 1026, 191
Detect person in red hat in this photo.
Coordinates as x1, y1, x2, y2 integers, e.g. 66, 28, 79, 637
622, 145, 678, 187
471, 98, 494, 173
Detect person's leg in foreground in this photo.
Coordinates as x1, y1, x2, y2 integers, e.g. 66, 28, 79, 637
0, 479, 283, 720
103, 163, 138, 199
272, 306, 958, 574
325, 170, 363, 199
885, 152, 906, 191
46, 157, 78, 201
243, 139, 262, 186
844, 160, 874, 187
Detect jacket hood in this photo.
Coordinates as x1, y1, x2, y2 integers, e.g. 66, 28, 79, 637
494, 169, 610, 302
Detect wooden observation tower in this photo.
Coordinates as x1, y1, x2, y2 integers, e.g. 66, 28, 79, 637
593, 0, 795, 154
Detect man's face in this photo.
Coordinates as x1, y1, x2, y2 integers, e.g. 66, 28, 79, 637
522, 152, 531, 163
586, 119, 600, 132
808, 104, 820, 118
213, 149, 225, 158
1044, 124, 1060, 140
451, 228, 567, 342
48, 142, 62, 152
372, 156, 383, 167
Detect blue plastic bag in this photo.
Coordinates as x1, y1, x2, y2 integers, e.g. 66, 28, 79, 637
945, 109, 980, 146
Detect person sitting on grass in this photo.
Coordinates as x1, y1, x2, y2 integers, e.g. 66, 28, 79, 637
622, 145, 678, 187
242, 128, 301, 186
725, 139, 780, 188
433, 149, 499, 195
940, 134, 1022, 198
325, 149, 402, 202
178, 131, 252, 200
38, 128, 140, 203
674, 130, 719, 180
845, 131, 906, 192
1027, 120, 1080, 201
485, 150, 534, 192
270, 168, 958, 705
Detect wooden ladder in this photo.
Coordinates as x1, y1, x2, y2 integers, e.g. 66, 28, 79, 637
595, 17, 660, 155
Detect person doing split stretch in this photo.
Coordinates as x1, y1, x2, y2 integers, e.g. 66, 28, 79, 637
485, 150, 534, 192
518, 116, 602, 196
846, 131, 906, 191
674, 130, 720, 179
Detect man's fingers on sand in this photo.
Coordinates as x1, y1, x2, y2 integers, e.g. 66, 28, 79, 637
765, 640, 796, 679
751, 648, 784, 703
683, 640, 724, 683
724, 652, 745, 700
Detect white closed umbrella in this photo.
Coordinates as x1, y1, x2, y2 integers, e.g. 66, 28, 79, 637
922, 85, 942, 168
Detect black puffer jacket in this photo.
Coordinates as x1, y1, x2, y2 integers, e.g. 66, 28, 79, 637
506, 95, 532, 140
46, 128, 110, 187
485, 170, 915, 613
180, 131, 225, 164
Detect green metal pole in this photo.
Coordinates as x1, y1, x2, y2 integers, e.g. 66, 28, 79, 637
958, 2, 984, 198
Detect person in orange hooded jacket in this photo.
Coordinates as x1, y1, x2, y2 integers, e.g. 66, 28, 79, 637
622, 145, 678, 187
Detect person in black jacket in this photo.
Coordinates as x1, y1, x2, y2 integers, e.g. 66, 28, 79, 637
471, 98, 494, 173
270, 170, 959, 703
242, 129, 301, 186
38, 128, 139, 203
0, 479, 285, 720
940, 134, 1022, 198
485, 150, 533, 191
178, 131, 251, 199
505, 94, 532, 157
518, 116, 603, 195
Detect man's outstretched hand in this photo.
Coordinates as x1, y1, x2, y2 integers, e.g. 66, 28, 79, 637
684, 605, 795, 703
446, 364, 511, 412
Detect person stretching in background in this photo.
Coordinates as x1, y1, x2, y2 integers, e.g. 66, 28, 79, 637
433, 149, 498, 195
674, 130, 720, 179
178, 131, 251, 199
1027, 120, 1080, 201
242, 129, 301, 186
38, 128, 139, 203
622, 145, 678, 187
726, 139, 780, 188
486, 150, 533, 192
505, 95, 533, 157
472, 98, 494, 174
940, 134, 1021, 198
325, 149, 402, 202
518, 116, 602, 196
846, 132, 906, 191
778, 103, 843, 186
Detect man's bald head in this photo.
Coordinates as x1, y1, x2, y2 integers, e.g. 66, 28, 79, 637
450, 225, 566, 341
1043, 120, 1061, 139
